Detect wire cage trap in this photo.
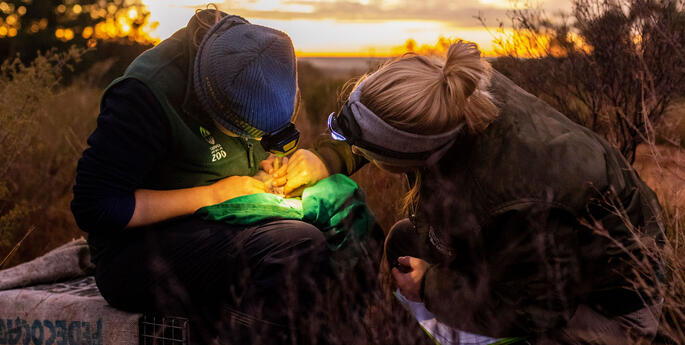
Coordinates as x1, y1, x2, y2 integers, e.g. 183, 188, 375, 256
139, 315, 189, 345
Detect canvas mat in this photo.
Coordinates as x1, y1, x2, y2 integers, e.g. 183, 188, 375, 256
0, 239, 141, 345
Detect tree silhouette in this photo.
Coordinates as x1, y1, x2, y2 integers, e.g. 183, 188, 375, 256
488, 0, 685, 162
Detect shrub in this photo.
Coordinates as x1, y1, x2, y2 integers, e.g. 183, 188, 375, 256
0, 47, 102, 268
485, 7, 685, 336
487, 0, 685, 163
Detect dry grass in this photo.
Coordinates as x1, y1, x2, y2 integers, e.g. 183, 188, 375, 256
634, 145, 685, 218
631, 99, 685, 344
634, 151, 685, 344
657, 99, 685, 148
0, 51, 683, 343
0, 48, 102, 269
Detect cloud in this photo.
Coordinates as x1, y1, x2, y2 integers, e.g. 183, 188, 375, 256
218, 0, 514, 27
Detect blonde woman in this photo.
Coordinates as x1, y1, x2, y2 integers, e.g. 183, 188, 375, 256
280, 41, 665, 343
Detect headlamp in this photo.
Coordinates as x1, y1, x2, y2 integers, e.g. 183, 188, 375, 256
326, 95, 464, 165
327, 112, 347, 141
260, 123, 300, 157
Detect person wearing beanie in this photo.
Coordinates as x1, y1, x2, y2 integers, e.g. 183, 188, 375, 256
71, 9, 328, 343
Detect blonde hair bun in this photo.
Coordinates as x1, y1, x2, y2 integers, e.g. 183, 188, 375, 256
351, 39, 500, 213
358, 40, 498, 135
442, 41, 487, 101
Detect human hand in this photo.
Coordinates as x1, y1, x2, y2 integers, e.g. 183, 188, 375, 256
283, 149, 329, 197
391, 256, 430, 302
259, 154, 289, 175
252, 170, 270, 183
258, 154, 289, 194
210, 175, 266, 204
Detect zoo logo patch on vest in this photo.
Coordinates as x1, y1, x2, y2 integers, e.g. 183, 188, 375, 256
200, 126, 228, 162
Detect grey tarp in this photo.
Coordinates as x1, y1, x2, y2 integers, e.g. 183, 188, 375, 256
0, 239, 141, 345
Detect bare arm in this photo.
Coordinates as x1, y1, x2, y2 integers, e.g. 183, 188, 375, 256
127, 176, 266, 228
72, 80, 268, 231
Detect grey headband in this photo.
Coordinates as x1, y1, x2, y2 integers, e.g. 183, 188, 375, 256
346, 79, 464, 165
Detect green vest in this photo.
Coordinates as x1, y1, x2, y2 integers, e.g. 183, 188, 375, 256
91, 25, 269, 262
105, 26, 268, 190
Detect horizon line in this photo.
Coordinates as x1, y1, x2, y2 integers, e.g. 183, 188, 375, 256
295, 51, 502, 58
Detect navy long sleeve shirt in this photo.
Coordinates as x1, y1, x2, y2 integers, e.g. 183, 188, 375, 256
71, 79, 170, 234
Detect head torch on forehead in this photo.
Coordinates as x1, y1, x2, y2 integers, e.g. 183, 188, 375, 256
328, 112, 347, 142
260, 122, 300, 157
327, 93, 465, 165
327, 103, 433, 161
327, 102, 357, 142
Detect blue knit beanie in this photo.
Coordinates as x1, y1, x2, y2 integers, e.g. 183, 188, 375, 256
194, 16, 297, 137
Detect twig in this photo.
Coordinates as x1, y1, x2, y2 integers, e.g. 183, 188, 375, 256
0, 226, 37, 268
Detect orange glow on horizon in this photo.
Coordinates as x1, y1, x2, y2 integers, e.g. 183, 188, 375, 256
295, 37, 502, 58
0, 0, 579, 58
295, 51, 394, 58
491, 29, 592, 58
132, 2, 506, 57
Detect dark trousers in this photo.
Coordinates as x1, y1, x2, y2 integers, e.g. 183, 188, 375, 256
95, 218, 329, 344
385, 218, 662, 344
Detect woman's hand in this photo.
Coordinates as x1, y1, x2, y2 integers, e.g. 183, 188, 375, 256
392, 256, 430, 302
282, 149, 329, 197
210, 175, 266, 204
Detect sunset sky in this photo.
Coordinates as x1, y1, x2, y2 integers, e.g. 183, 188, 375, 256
141, 0, 572, 56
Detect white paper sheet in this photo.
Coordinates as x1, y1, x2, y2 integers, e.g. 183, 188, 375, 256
394, 289, 500, 345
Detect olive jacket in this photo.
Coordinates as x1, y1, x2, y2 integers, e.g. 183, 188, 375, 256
313, 71, 665, 337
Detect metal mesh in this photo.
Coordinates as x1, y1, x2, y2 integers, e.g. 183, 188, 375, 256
139, 315, 189, 345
